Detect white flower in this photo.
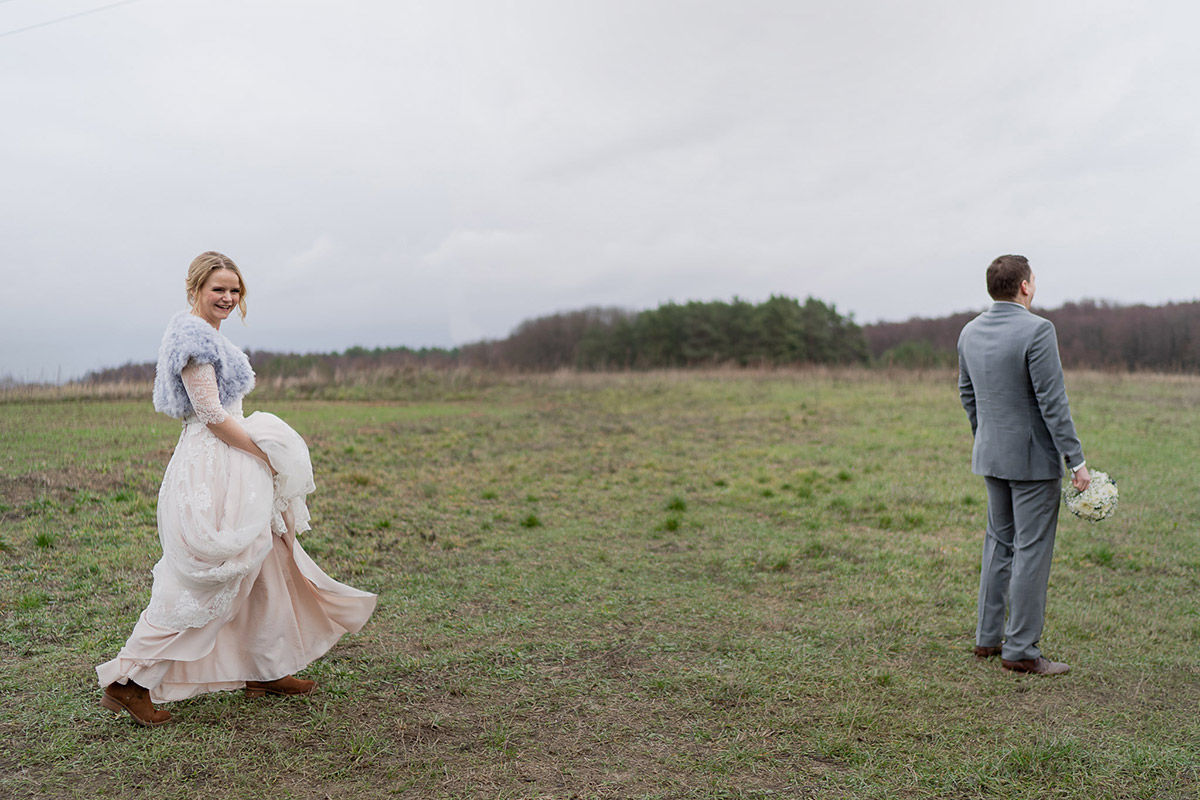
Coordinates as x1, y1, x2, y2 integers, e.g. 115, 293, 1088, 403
1063, 470, 1118, 522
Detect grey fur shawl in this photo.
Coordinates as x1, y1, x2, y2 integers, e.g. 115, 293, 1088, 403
152, 310, 256, 419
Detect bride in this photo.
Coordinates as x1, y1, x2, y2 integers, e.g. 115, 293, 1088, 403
96, 251, 376, 726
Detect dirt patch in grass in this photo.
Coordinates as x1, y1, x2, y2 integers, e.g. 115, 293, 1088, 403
316, 655, 844, 798
0, 467, 127, 516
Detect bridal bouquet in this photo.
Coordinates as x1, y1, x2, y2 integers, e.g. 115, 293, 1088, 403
1063, 469, 1118, 522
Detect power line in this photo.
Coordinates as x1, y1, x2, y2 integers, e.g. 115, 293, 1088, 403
0, 0, 142, 40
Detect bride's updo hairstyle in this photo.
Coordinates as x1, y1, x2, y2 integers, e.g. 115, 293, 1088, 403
186, 251, 248, 319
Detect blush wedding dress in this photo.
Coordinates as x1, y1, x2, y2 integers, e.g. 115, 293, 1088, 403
96, 361, 376, 703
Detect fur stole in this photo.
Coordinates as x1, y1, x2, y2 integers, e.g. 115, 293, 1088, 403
152, 310, 256, 419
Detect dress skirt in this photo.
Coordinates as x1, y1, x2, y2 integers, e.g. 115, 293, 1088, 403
96, 412, 376, 703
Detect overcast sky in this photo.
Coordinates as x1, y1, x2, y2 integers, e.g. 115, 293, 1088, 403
4, 0, 1200, 380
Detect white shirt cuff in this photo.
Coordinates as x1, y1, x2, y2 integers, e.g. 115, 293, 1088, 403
1070, 460, 1086, 473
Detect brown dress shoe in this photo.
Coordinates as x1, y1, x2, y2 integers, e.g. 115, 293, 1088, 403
974, 645, 1003, 659
244, 675, 317, 697
1001, 656, 1070, 675
100, 681, 174, 727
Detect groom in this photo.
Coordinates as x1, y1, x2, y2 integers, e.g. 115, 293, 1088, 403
957, 255, 1090, 675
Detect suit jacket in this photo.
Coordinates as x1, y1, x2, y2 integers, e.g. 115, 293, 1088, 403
957, 302, 1084, 481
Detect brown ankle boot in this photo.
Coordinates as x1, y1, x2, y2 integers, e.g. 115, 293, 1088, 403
244, 675, 317, 697
100, 681, 173, 727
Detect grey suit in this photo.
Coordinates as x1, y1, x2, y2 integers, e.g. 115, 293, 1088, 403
958, 302, 1084, 661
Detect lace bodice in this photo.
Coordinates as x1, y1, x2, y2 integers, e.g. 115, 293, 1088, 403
181, 361, 243, 424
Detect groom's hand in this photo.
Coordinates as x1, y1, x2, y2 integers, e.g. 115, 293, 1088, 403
1071, 465, 1091, 492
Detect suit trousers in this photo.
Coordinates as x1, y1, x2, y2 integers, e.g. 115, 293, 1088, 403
977, 476, 1061, 662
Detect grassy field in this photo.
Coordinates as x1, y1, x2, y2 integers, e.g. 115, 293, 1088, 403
1, 369, 1197, 799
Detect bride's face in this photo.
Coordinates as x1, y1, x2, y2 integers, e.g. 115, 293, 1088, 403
192, 269, 241, 328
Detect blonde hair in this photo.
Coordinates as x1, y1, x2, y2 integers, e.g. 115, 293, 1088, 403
185, 251, 248, 319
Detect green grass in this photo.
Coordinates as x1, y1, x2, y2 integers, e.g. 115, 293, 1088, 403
0, 369, 1197, 799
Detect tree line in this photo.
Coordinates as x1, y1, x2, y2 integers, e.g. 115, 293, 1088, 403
864, 299, 1200, 371
461, 296, 868, 370
81, 295, 868, 383
81, 296, 1200, 385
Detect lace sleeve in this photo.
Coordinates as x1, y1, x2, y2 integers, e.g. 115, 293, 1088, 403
180, 361, 228, 424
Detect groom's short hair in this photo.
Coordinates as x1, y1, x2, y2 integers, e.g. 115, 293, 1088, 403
986, 255, 1031, 301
